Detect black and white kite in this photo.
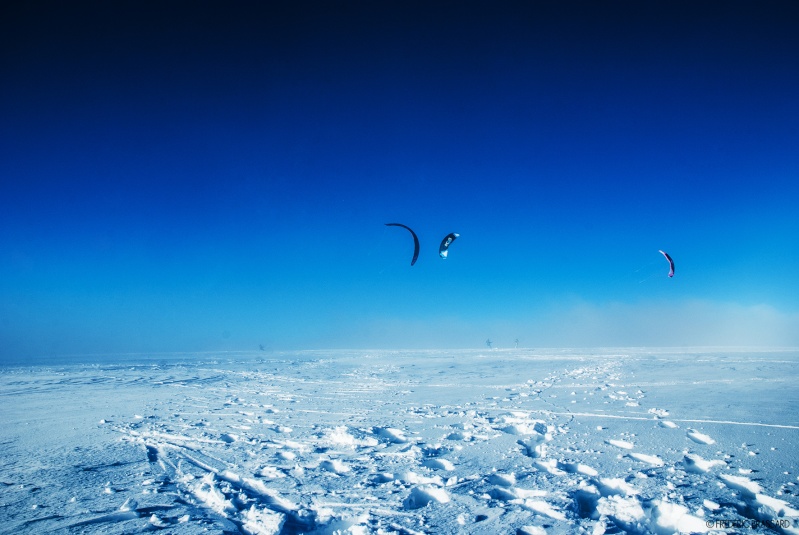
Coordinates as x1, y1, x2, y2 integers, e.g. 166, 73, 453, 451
659, 250, 675, 278
385, 223, 420, 266
438, 232, 459, 259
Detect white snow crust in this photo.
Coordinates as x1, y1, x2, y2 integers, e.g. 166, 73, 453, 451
1, 348, 798, 534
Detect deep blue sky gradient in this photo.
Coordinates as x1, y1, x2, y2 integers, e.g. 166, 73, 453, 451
2, 1, 798, 358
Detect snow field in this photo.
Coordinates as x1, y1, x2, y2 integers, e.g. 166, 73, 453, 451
1, 348, 798, 534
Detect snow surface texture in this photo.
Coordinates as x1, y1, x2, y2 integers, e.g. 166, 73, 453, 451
1, 348, 798, 534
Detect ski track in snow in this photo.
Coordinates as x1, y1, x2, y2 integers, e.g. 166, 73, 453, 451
1, 349, 798, 534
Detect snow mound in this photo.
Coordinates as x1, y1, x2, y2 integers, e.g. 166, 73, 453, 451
373, 427, 409, 443
487, 472, 516, 487
627, 452, 664, 467
649, 500, 710, 534
403, 486, 450, 509
422, 458, 455, 471
241, 505, 285, 535
522, 499, 566, 520
320, 426, 379, 448
319, 459, 350, 474
686, 429, 715, 445
719, 473, 763, 496
607, 439, 634, 450
682, 454, 726, 474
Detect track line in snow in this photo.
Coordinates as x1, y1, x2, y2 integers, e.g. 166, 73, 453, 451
541, 411, 799, 429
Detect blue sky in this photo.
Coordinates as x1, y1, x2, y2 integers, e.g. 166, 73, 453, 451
2, 1, 798, 359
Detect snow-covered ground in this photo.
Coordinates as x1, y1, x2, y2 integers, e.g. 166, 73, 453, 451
1, 348, 798, 534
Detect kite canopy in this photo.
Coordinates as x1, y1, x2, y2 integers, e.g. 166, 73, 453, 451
438, 232, 459, 259
659, 250, 675, 277
385, 223, 419, 266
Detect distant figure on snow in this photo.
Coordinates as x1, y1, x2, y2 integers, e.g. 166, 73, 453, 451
486, 339, 492, 349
